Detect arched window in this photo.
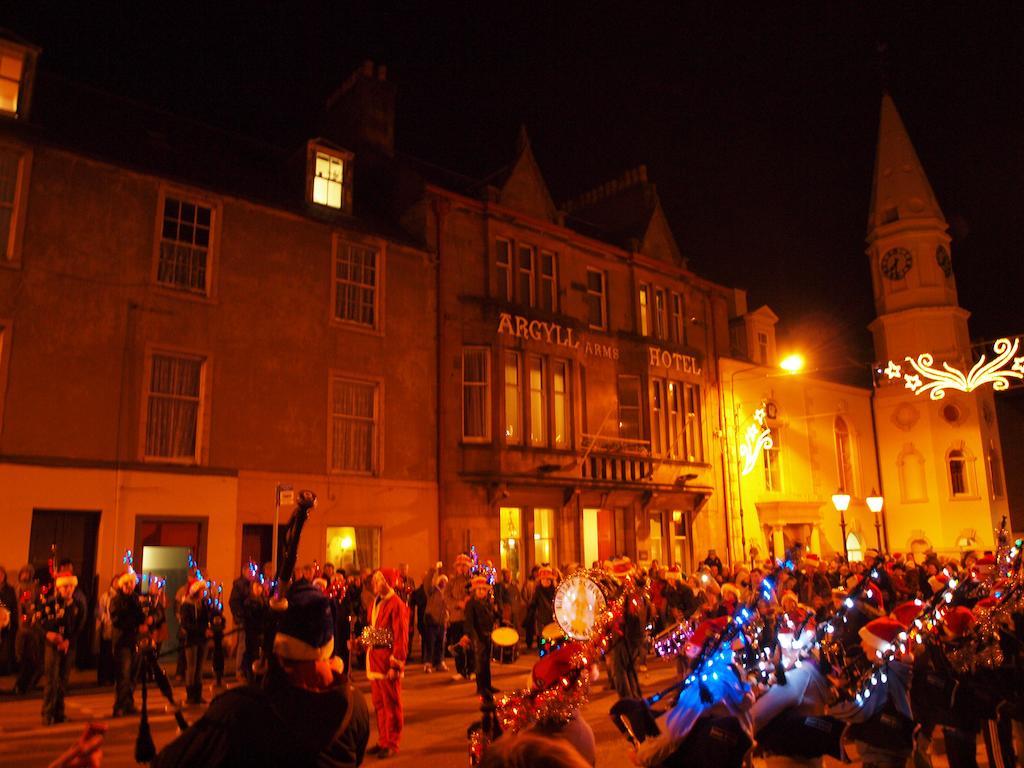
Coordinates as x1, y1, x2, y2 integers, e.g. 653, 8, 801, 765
898, 444, 927, 503
948, 449, 968, 496
846, 532, 864, 563
834, 416, 855, 494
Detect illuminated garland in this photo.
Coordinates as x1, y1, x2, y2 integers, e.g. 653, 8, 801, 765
469, 545, 497, 585
884, 337, 1024, 400
653, 621, 693, 658
739, 402, 773, 476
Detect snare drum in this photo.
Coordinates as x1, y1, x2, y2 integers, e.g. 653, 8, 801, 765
491, 626, 520, 664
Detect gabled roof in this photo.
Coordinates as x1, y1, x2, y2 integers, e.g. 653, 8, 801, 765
867, 92, 947, 237
495, 126, 558, 223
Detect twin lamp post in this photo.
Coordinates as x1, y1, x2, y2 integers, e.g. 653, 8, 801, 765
831, 488, 885, 560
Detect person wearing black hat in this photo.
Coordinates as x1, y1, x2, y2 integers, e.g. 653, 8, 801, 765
153, 581, 369, 767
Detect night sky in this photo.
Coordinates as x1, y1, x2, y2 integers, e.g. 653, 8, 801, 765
4, 3, 1022, 373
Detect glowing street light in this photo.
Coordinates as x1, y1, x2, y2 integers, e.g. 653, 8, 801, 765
779, 353, 806, 373
866, 490, 884, 552
832, 491, 851, 560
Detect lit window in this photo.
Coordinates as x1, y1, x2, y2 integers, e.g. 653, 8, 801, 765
651, 380, 665, 455
654, 288, 667, 339
145, 353, 204, 462
533, 508, 555, 567
518, 244, 535, 306
528, 354, 547, 447
326, 525, 380, 571
495, 239, 512, 301
764, 425, 781, 491
683, 383, 703, 462
639, 284, 650, 336
617, 375, 642, 442
313, 152, 344, 209
504, 351, 522, 444
330, 378, 378, 473
499, 507, 523, 582
539, 250, 557, 312
585, 268, 607, 329
157, 196, 213, 294
0, 49, 23, 115
949, 449, 968, 496
334, 240, 379, 328
834, 416, 855, 494
846, 532, 864, 563
552, 360, 571, 449
462, 348, 490, 442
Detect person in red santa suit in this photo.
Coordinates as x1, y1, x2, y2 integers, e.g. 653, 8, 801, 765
363, 568, 410, 759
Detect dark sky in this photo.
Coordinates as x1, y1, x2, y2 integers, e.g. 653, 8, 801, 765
4, 3, 1022, 372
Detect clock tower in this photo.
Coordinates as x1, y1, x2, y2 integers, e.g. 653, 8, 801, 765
868, 92, 1008, 556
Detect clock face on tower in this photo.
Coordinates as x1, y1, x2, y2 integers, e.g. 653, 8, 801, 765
936, 245, 952, 278
881, 247, 913, 280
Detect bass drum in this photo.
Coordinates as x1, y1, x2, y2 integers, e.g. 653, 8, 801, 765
491, 626, 520, 664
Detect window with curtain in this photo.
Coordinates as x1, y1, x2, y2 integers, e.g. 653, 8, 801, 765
585, 268, 607, 329
462, 348, 490, 441
671, 292, 685, 344
552, 360, 570, 449
495, 239, 512, 301
650, 380, 665, 455
683, 383, 704, 462
533, 508, 555, 566
500, 507, 523, 582
158, 196, 212, 294
528, 355, 547, 447
145, 352, 204, 461
539, 250, 557, 312
654, 288, 667, 339
504, 351, 522, 444
312, 151, 344, 209
617, 375, 642, 441
330, 378, 378, 473
334, 241, 379, 327
834, 416, 855, 494
638, 285, 650, 336
518, 244, 535, 306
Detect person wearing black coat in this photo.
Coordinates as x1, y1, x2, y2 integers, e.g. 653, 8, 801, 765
180, 581, 210, 704
40, 573, 86, 725
464, 576, 499, 696
110, 571, 147, 717
153, 583, 370, 768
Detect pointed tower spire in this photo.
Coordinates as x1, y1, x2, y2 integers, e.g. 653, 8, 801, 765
867, 92, 946, 237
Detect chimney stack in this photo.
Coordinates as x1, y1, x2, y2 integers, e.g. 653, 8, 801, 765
323, 60, 396, 157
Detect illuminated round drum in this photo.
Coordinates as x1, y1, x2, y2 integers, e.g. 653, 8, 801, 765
491, 626, 520, 664
553, 571, 610, 641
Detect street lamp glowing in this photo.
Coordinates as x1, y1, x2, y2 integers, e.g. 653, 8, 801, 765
831, 493, 851, 513
866, 492, 884, 515
779, 353, 805, 373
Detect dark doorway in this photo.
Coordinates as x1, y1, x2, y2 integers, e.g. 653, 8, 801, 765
29, 509, 101, 668
240, 524, 287, 574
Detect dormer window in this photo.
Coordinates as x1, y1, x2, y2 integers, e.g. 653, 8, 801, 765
0, 50, 22, 115
307, 141, 353, 213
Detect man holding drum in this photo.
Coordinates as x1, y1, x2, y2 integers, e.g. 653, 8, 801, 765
465, 575, 500, 697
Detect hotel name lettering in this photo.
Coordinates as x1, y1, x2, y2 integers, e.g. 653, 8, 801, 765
497, 313, 702, 374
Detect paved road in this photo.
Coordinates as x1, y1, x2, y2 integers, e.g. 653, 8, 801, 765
0, 655, 975, 768
0, 653, 670, 767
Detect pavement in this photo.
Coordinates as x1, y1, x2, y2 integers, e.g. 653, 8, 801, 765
0, 654, 975, 768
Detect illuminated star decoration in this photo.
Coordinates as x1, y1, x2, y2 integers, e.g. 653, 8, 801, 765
739, 401, 773, 476
884, 337, 1024, 400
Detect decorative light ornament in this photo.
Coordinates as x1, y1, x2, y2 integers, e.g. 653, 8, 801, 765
739, 401, 772, 476
884, 337, 1024, 400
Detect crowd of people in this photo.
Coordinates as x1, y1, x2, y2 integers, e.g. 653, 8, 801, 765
7, 536, 1024, 768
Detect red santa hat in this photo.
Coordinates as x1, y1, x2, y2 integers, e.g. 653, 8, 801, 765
804, 553, 820, 564
893, 552, 904, 561
890, 600, 924, 628
454, 553, 473, 569
531, 641, 586, 690
973, 596, 999, 617
471, 575, 490, 590
665, 565, 683, 583
375, 568, 399, 589
861, 580, 885, 612
537, 565, 555, 582
55, 573, 78, 590
942, 606, 976, 639
928, 573, 950, 594
778, 609, 816, 651
608, 557, 635, 580
973, 555, 996, 578
859, 617, 905, 655
684, 616, 730, 658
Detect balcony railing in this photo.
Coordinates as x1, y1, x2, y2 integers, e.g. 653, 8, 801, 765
579, 433, 654, 483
